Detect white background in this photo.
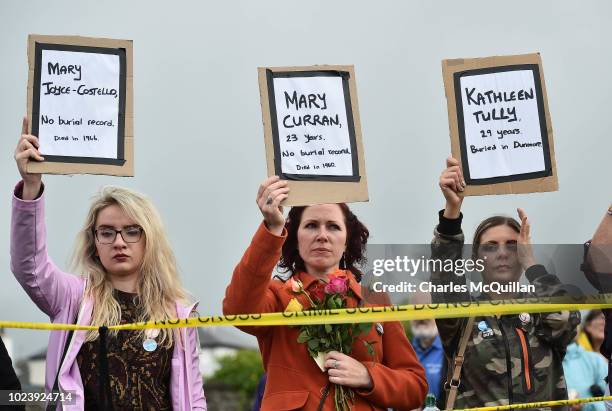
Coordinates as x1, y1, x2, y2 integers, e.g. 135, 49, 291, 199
273, 75, 354, 176
0, 0, 610, 360
39, 49, 120, 158
460, 70, 545, 179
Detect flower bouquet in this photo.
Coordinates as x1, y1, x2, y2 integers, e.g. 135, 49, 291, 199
288, 275, 375, 411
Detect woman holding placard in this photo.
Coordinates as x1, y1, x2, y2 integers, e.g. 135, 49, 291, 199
11, 118, 206, 410
223, 176, 427, 411
431, 156, 580, 410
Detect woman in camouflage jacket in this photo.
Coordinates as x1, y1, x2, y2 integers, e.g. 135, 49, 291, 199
430, 157, 580, 410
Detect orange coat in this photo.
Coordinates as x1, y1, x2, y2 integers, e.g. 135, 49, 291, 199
223, 223, 428, 411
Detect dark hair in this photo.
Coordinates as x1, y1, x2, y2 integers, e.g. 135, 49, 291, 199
584, 309, 604, 347
472, 215, 521, 260
278, 203, 369, 282
586, 309, 604, 323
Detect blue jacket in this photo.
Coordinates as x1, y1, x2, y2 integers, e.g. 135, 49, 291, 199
412, 335, 445, 402
562, 343, 607, 411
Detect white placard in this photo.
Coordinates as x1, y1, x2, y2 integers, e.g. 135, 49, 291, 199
459, 69, 545, 179
38, 49, 120, 158
272, 76, 355, 176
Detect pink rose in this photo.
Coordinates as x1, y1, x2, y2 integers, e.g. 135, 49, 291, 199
324, 277, 348, 294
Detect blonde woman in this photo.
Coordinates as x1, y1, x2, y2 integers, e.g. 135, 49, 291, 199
11, 118, 206, 410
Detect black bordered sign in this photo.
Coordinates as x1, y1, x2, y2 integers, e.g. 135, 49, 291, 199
453, 64, 552, 185
265, 69, 361, 182
32, 42, 127, 166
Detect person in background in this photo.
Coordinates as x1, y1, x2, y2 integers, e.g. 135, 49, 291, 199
580, 205, 612, 411
0, 333, 25, 411
251, 373, 266, 411
410, 319, 445, 408
563, 334, 607, 411
409, 292, 445, 408
577, 310, 606, 357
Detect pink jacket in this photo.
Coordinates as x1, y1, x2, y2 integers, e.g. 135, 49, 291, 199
10, 184, 206, 410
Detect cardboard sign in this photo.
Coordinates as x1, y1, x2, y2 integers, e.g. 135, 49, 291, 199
27, 34, 134, 176
258, 65, 368, 206
442, 53, 557, 195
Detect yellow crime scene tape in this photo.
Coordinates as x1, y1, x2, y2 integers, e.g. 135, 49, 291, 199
1, 296, 612, 411
1, 295, 611, 331
456, 395, 612, 411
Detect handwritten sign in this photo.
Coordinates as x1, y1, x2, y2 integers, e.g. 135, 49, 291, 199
458, 68, 548, 179
268, 71, 359, 181
259, 66, 368, 206
442, 54, 557, 195
37, 48, 122, 159
27, 35, 133, 176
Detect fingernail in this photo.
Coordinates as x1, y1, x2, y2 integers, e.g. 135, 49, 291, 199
462, 180, 466, 187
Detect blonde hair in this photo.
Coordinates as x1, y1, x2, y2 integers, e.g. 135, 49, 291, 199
72, 186, 189, 347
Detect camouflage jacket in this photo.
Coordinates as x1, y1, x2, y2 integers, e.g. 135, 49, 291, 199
430, 214, 580, 410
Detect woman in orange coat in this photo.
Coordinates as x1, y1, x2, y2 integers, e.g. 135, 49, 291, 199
223, 176, 427, 411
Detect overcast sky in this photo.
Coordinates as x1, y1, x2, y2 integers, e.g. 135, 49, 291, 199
1, 0, 610, 360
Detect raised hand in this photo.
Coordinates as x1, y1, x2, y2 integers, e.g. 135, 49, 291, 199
439, 156, 465, 219
256, 176, 289, 235
517, 208, 537, 270
14, 117, 43, 200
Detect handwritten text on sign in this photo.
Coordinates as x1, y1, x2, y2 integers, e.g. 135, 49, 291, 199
460, 70, 545, 179
38, 49, 120, 159
273, 76, 353, 176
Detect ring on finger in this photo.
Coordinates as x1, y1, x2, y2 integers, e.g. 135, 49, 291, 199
333, 359, 339, 369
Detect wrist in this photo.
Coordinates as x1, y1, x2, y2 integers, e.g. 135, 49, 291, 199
264, 221, 284, 236
360, 373, 373, 390
438, 209, 463, 236
443, 204, 462, 219
22, 180, 42, 201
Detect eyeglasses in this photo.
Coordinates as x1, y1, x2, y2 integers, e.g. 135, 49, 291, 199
94, 226, 144, 244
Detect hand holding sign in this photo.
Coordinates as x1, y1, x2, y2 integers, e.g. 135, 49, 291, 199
256, 176, 289, 235
14, 117, 43, 200
439, 156, 465, 219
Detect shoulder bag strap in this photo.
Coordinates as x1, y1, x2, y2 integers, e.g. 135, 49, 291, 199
444, 317, 475, 411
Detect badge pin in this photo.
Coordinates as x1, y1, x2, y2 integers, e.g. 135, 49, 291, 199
375, 323, 384, 335
143, 328, 160, 352
143, 338, 157, 352
519, 313, 531, 325
478, 320, 494, 338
